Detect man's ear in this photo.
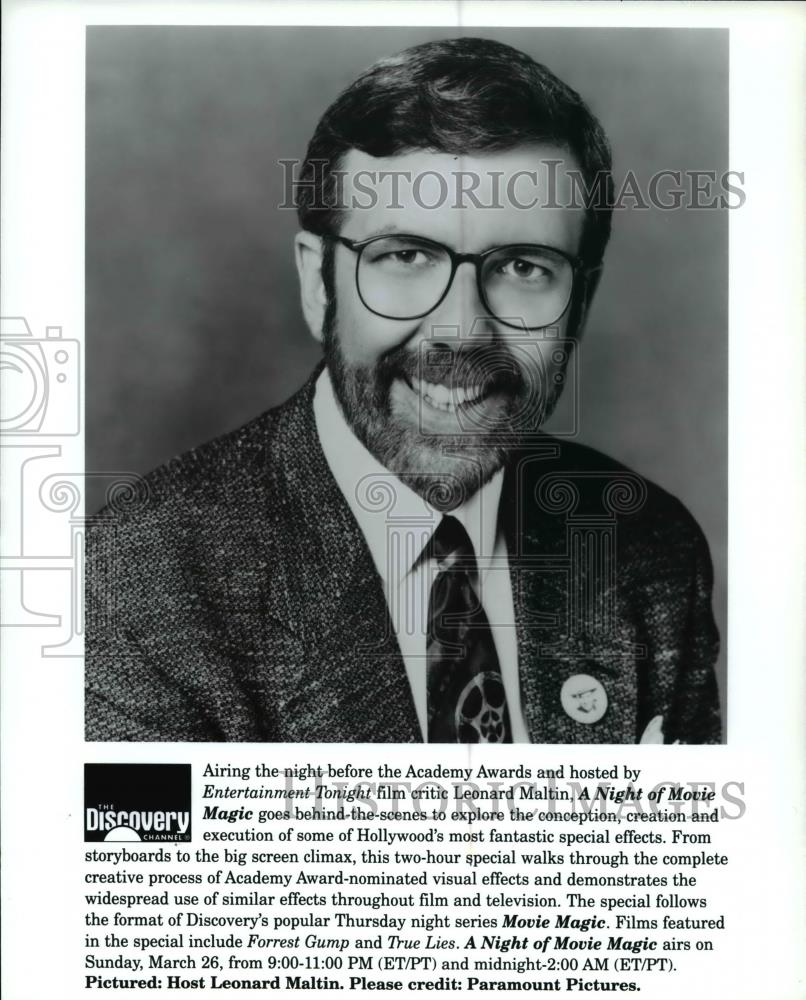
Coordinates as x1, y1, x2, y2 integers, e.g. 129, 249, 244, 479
294, 230, 328, 343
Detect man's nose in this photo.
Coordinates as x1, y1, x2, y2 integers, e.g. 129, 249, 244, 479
424, 260, 495, 340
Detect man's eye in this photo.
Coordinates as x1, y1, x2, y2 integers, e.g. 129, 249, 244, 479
377, 249, 434, 267
499, 257, 552, 281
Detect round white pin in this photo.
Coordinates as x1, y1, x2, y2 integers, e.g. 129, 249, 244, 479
560, 673, 608, 724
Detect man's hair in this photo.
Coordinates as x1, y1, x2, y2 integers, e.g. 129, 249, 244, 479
296, 36, 614, 268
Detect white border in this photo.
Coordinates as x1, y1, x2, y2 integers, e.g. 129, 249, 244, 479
2, 3, 804, 999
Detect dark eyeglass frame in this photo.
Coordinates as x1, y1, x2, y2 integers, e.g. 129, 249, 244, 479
330, 232, 600, 330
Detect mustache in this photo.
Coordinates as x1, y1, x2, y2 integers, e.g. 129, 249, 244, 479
377, 344, 526, 395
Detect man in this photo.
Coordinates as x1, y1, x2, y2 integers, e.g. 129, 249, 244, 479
86, 37, 721, 744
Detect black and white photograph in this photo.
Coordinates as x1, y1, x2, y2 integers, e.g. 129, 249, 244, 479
84, 27, 729, 744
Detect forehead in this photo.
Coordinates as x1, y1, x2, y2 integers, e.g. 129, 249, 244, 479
338, 145, 585, 253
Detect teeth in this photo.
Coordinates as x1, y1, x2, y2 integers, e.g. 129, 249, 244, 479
410, 377, 484, 411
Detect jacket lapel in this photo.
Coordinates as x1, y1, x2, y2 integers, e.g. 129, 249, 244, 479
253, 376, 421, 743
503, 444, 644, 744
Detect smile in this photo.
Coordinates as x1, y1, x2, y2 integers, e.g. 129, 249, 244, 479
409, 376, 488, 412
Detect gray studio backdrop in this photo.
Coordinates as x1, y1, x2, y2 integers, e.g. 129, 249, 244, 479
86, 26, 728, 719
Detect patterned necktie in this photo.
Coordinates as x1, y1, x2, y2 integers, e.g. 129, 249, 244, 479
426, 515, 512, 743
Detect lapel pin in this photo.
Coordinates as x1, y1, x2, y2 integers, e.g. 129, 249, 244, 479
560, 673, 608, 724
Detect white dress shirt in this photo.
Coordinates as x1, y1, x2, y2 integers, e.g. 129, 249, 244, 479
313, 367, 529, 742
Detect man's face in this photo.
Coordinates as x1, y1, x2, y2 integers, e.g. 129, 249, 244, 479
316, 146, 587, 509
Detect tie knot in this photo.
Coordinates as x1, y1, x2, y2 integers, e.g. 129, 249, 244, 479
431, 515, 475, 569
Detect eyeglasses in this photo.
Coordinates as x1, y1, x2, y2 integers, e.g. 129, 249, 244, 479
331, 232, 594, 330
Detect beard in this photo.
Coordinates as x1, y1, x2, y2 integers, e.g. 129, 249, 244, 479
322, 305, 566, 512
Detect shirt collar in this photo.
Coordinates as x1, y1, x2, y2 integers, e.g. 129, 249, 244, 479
313, 366, 504, 587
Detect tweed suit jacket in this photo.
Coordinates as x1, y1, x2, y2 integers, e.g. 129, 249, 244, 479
85, 372, 721, 744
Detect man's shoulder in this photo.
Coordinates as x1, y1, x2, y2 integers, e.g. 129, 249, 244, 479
91, 377, 316, 531
517, 434, 709, 551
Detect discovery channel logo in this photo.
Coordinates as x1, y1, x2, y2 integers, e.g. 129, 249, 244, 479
84, 764, 191, 842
